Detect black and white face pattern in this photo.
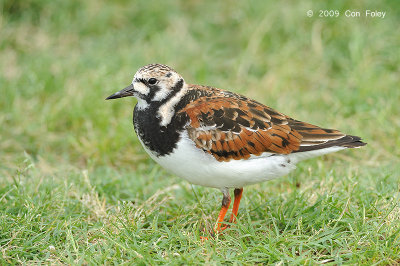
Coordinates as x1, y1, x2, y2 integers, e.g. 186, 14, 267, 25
129, 64, 189, 127
131, 64, 186, 110
106, 64, 189, 128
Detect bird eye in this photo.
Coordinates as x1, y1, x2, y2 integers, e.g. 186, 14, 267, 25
148, 78, 158, 85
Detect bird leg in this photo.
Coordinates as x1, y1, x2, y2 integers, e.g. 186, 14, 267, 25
214, 188, 231, 232
221, 188, 243, 231
229, 188, 243, 223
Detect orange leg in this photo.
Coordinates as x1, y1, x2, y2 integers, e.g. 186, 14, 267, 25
229, 188, 243, 223
214, 188, 231, 232
221, 188, 243, 230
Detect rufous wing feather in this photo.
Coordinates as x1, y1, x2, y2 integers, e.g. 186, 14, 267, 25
179, 86, 366, 162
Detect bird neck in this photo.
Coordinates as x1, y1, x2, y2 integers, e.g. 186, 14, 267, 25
132, 87, 192, 157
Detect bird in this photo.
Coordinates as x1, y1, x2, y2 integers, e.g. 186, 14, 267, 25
106, 63, 366, 233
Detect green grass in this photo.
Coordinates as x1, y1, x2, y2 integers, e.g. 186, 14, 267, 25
1, 0, 399, 264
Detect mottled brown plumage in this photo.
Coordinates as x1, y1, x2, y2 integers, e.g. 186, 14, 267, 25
180, 84, 364, 162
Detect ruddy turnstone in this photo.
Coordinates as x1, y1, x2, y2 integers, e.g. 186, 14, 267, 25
106, 63, 366, 232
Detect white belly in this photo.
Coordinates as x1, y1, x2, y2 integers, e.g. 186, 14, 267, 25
139, 132, 345, 189
139, 132, 300, 189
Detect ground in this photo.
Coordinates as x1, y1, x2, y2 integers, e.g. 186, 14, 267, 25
1, 0, 399, 264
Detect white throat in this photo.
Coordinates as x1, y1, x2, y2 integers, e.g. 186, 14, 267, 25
136, 97, 149, 110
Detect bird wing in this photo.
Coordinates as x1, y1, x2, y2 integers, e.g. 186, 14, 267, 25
178, 89, 357, 162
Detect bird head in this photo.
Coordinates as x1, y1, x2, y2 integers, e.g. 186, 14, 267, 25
106, 63, 185, 109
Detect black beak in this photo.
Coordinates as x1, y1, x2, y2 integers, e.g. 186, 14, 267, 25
106, 84, 135, 100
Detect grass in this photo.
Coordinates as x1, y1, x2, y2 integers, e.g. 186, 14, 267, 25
1, 0, 399, 264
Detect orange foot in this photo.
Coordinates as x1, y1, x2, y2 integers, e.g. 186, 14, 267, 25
219, 188, 243, 231
201, 188, 244, 240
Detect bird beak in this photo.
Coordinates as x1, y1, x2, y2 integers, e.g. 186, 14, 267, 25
105, 84, 135, 100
